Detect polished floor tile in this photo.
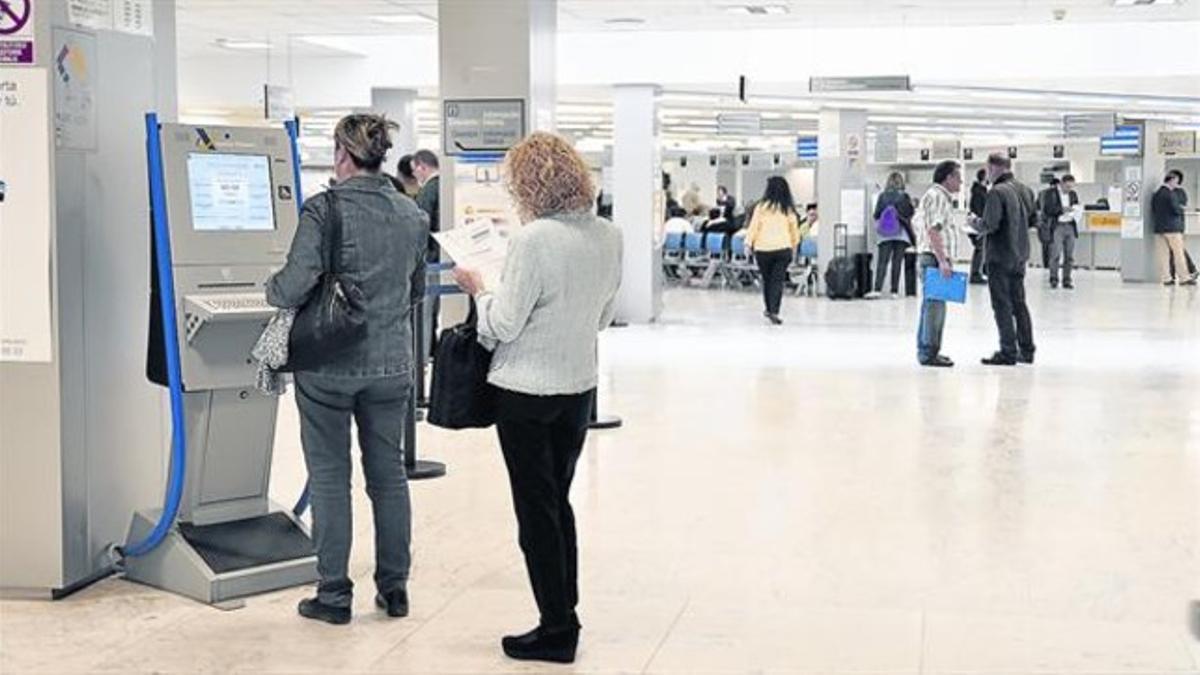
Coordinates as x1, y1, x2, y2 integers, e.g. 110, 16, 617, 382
1, 271, 1197, 674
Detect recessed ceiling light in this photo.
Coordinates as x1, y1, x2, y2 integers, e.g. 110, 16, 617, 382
373, 13, 435, 25
723, 4, 790, 15
1113, 0, 1176, 5
215, 38, 272, 51
605, 17, 645, 25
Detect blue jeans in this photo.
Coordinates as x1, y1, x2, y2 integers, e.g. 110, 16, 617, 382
917, 254, 948, 363
295, 372, 413, 608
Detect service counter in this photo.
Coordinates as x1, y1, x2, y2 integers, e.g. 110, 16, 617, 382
1030, 211, 1123, 271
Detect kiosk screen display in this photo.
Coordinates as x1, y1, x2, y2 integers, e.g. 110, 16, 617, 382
187, 153, 277, 232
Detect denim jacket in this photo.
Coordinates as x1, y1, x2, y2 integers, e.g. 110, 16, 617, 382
266, 174, 429, 378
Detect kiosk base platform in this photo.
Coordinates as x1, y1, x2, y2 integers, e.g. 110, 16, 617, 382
123, 505, 317, 605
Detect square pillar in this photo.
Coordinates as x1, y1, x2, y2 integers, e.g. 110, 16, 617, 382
816, 108, 869, 283
612, 84, 663, 324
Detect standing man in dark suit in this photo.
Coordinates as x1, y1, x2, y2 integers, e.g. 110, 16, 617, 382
1035, 178, 1058, 270
978, 153, 1037, 366
413, 149, 441, 354
1045, 174, 1081, 289
967, 169, 989, 284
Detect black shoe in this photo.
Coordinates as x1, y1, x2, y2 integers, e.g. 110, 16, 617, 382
1049, 280, 1059, 289
1018, 352, 1035, 365
981, 352, 1018, 366
919, 355, 954, 368
501, 625, 579, 664
375, 588, 409, 618
1163, 280, 1177, 287
1182, 278, 1198, 287
969, 276, 987, 285
298, 597, 351, 625
765, 313, 783, 325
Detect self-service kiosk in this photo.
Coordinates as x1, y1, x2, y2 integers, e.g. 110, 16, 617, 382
123, 117, 318, 603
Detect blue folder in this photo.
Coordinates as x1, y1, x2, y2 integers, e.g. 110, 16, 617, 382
923, 268, 968, 303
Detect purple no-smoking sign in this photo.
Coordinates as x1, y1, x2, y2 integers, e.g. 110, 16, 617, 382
0, 0, 34, 65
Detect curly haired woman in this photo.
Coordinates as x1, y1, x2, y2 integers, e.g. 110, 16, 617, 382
453, 132, 622, 664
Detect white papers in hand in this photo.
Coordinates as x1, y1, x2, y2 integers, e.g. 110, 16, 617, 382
432, 220, 509, 290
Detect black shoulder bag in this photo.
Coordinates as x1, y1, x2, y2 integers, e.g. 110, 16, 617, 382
426, 299, 496, 429
285, 190, 368, 371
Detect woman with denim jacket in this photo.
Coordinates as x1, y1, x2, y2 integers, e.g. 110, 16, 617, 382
266, 114, 429, 626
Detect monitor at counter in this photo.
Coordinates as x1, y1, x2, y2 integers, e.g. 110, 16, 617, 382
187, 153, 277, 232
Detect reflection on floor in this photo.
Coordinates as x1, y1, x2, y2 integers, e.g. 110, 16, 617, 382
2, 271, 1198, 674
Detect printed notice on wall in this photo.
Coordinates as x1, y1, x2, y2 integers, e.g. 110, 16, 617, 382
0, 0, 35, 64
0, 68, 55, 362
114, 0, 153, 36
840, 188, 866, 236
53, 29, 98, 150
68, 0, 115, 30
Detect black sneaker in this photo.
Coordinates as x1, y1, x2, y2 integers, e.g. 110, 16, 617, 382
919, 355, 955, 368
981, 352, 1018, 366
1182, 278, 1198, 287
375, 589, 409, 618
298, 597, 351, 625
501, 625, 579, 664
1063, 281, 1074, 290
1018, 352, 1035, 365
1163, 280, 1177, 287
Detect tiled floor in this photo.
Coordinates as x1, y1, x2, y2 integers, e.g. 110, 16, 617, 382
2, 271, 1198, 674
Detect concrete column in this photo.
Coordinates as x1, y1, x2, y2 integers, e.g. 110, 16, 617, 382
370, 88, 418, 156
816, 108, 869, 282
1121, 120, 1166, 282
437, 0, 557, 235
612, 84, 663, 324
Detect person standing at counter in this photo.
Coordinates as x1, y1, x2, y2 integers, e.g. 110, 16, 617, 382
744, 177, 802, 325
978, 152, 1037, 366
867, 172, 916, 299
267, 114, 429, 625
452, 132, 622, 665
1035, 179, 1058, 269
968, 169, 988, 285
1152, 170, 1197, 287
717, 184, 737, 221
1046, 174, 1080, 290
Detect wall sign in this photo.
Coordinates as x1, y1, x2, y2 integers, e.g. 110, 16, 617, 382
0, 0, 34, 65
874, 125, 897, 163
843, 132, 862, 159
67, 0, 153, 36
0, 68, 54, 362
263, 84, 294, 122
1158, 130, 1196, 156
795, 135, 818, 160
1121, 165, 1142, 229
443, 98, 525, 156
1052, 144, 1065, 159
1007, 146, 1019, 159
931, 139, 961, 160
810, 75, 911, 93
53, 29, 98, 150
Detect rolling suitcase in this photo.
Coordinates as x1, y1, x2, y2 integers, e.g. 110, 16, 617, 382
852, 252, 873, 298
824, 223, 856, 300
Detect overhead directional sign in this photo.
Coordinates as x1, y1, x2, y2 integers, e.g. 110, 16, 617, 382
1064, 113, 1116, 139
795, 135, 818, 160
810, 76, 911, 93
717, 112, 761, 136
443, 98, 525, 156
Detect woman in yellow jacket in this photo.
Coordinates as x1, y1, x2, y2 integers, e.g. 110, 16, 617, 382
744, 176, 802, 324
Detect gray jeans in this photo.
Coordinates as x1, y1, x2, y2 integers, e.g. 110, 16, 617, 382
1049, 223, 1076, 285
295, 372, 413, 608
917, 253, 947, 363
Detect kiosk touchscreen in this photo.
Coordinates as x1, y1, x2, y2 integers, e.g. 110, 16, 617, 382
126, 123, 317, 604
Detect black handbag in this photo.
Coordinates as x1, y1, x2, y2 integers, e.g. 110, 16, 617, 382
426, 300, 496, 429
285, 191, 368, 371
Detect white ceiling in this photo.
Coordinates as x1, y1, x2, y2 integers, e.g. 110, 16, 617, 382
175, 0, 1199, 56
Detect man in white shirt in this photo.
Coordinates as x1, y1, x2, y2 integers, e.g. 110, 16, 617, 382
1047, 174, 1081, 290
914, 160, 961, 368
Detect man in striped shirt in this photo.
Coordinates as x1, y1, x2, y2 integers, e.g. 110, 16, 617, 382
913, 160, 962, 368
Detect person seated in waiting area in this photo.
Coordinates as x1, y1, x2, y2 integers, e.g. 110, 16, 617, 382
663, 206, 693, 236
801, 203, 820, 239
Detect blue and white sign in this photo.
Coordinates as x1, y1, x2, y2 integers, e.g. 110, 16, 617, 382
1100, 124, 1142, 156
796, 135, 818, 161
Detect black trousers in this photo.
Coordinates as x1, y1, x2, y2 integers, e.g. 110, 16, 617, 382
986, 265, 1035, 359
874, 241, 907, 293
968, 234, 985, 280
1168, 249, 1197, 279
755, 249, 792, 316
495, 387, 594, 630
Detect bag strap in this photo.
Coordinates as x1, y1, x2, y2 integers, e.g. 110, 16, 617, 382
324, 190, 344, 274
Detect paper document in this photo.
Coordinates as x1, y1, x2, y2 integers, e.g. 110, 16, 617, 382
432, 221, 510, 289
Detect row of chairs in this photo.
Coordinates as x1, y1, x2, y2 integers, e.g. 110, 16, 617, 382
663, 231, 820, 295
